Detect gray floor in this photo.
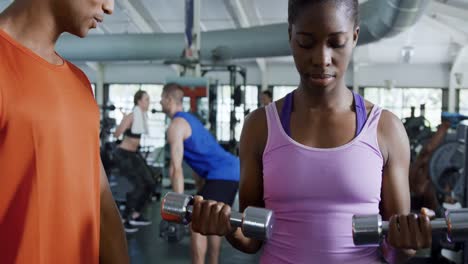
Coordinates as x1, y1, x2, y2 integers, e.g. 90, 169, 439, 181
125, 189, 261, 264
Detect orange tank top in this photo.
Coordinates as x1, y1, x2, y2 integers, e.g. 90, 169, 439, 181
0, 29, 101, 264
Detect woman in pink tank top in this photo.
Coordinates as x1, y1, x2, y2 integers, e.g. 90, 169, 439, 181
190, 1, 434, 263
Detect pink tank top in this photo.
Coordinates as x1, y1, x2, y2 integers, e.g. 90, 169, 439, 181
261, 103, 384, 264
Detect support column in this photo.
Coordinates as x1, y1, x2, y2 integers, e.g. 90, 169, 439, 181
193, 0, 201, 77
95, 63, 105, 106
449, 46, 468, 112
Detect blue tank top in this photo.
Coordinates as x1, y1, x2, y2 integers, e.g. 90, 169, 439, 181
173, 112, 239, 181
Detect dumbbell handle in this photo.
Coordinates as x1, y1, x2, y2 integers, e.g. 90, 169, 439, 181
379, 218, 448, 234
185, 205, 244, 229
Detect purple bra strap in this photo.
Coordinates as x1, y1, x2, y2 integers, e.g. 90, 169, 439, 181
280, 91, 367, 137
354, 92, 367, 136
280, 92, 293, 136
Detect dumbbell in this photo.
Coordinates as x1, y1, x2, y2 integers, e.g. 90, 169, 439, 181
159, 219, 185, 243
352, 209, 468, 246
160, 192, 275, 241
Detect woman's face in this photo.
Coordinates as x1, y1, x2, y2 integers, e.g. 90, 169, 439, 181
138, 93, 150, 112
289, 1, 359, 91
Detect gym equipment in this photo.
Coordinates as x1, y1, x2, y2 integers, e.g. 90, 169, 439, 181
352, 209, 468, 246
160, 192, 274, 241
461, 123, 468, 264
202, 65, 247, 152
100, 104, 116, 111
429, 124, 467, 206
159, 219, 186, 243
441, 113, 468, 129
403, 105, 433, 161
100, 117, 117, 175
429, 142, 465, 201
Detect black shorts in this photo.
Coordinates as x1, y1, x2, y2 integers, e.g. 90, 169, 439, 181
197, 180, 239, 206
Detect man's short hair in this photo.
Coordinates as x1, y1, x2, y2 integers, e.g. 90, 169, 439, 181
163, 83, 184, 104
262, 90, 273, 99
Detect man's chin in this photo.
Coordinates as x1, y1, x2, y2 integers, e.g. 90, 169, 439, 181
80, 29, 90, 38
67, 29, 88, 38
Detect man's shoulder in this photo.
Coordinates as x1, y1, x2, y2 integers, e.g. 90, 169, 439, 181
0, 36, 16, 69
66, 61, 89, 82
0, 39, 18, 88
65, 61, 94, 95
171, 116, 191, 130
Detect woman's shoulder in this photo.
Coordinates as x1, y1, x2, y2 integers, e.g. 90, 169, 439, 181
245, 96, 286, 127
363, 98, 403, 139
363, 99, 375, 116
121, 112, 134, 123
274, 97, 286, 116
244, 107, 267, 131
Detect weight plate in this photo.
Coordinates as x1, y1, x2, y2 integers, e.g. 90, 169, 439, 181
429, 141, 464, 194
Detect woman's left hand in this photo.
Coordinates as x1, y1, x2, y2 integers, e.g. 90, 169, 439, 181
386, 208, 435, 250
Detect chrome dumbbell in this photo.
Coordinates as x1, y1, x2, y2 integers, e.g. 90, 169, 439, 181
161, 192, 275, 241
352, 209, 468, 246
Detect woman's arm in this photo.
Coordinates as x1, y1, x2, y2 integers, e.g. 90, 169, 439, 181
190, 108, 268, 254
114, 114, 133, 138
378, 110, 431, 263
225, 108, 267, 253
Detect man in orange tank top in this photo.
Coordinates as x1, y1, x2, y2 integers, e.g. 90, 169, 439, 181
0, 0, 129, 263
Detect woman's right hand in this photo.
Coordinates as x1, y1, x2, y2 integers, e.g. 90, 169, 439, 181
190, 196, 237, 236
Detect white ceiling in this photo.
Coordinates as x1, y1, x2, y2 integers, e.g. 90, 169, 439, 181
0, 0, 467, 66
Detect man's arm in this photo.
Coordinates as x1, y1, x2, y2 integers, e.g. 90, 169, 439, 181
114, 114, 132, 138
167, 118, 189, 193
0, 85, 5, 130
99, 161, 129, 264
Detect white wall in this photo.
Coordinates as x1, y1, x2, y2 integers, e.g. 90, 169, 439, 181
356, 63, 451, 88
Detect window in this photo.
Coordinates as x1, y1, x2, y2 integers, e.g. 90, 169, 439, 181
460, 89, 468, 115
364, 87, 443, 129
245, 85, 259, 113
183, 97, 191, 112
216, 85, 232, 141
108, 84, 167, 148
273, 86, 296, 101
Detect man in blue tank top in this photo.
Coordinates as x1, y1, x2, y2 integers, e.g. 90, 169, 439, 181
160, 83, 239, 264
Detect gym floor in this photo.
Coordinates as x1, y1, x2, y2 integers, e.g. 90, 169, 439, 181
125, 189, 261, 264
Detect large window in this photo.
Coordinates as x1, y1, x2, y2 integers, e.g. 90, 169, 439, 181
460, 89, 468, 115
364, 87, 443, 129
108, 84, 166, 148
